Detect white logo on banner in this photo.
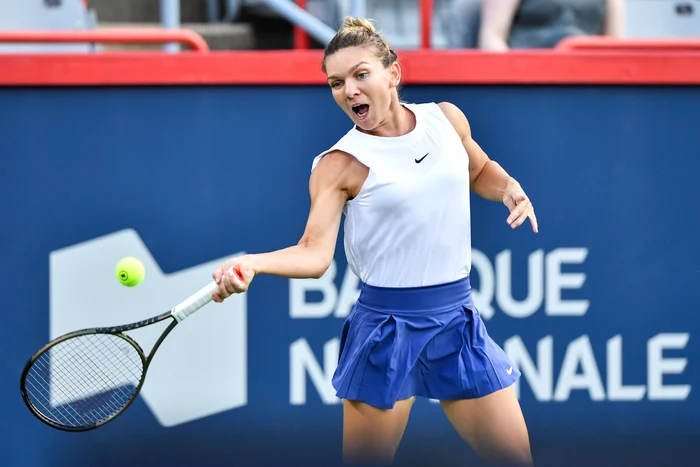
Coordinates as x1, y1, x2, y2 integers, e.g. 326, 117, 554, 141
49, 229, 247, 427
51, 233, 690, 415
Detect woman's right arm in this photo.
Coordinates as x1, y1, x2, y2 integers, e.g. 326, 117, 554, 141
212, 150, 355, 301
249, 151, 352, 279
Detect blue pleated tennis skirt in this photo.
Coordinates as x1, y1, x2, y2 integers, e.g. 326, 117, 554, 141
332, 276, 520, 409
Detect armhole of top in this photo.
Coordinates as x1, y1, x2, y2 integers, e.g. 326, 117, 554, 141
433, 102, 469, 142
311, 146, 374, 207
311, 150, 332, 173
312, 128, 364, 173
312, 148, 368, 173
431, 102, 459, 133
430, 102, 471, 166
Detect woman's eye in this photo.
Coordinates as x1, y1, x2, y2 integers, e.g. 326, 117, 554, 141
358, 72, 368, 79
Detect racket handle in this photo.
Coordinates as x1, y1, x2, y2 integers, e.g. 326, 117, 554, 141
171, 267, 242, 322
171, 281, 217, 322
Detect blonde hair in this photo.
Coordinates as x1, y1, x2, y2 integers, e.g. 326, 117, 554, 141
321, 17, 398, 73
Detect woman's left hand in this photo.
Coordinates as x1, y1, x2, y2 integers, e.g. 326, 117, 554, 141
503, 179, 538, 233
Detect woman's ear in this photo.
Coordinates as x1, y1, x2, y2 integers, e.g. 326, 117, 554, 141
390, 61, 402, 88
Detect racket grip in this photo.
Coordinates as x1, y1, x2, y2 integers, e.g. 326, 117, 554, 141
171, 267, 242, 322
171, 281, 218, 322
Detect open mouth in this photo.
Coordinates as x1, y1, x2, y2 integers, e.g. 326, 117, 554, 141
352, 104, 370, 120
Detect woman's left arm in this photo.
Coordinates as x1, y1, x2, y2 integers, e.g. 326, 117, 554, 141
438, 102, 539, 233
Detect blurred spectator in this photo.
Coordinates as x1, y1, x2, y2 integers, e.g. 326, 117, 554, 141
478, 0, 625, 50
445, 0, 482, 48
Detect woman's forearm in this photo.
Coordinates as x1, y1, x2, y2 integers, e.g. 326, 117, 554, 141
249, 242, 332, 279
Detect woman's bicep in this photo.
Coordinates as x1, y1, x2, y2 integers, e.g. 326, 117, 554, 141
302, 182, 346, 248
299, 153, 351, 261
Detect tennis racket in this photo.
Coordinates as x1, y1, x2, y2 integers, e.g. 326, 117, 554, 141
20, 267, 242, 432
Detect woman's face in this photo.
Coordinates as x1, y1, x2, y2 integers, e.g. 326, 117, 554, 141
325, 46, 399, 132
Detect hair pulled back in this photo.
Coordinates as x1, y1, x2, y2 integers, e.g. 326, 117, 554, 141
321, 17, 398, 73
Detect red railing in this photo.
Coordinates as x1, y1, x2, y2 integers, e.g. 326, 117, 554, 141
0, 28, 210, 52
420, 0, 432, 49
294, 0, 310, 50
1, 50, 700, 86
557, 36, 700, 52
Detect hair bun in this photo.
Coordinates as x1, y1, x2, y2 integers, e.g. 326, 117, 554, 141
342, 16, 376, 33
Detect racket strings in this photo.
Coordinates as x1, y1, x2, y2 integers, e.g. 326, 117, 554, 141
23, 333, 145, 428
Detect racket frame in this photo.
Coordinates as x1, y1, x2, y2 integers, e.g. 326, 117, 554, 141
20, 268, 235, 431
20, 310, 178, 432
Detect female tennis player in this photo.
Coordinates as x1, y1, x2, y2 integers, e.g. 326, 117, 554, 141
212, 17, 537, 466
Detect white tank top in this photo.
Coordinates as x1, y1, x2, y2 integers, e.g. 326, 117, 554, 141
311, 102, 472, 288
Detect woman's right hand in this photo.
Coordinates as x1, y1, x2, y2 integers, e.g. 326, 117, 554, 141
212, 255, 257, 302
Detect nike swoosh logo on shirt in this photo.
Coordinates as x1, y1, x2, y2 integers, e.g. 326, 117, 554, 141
415, 153, 428, 163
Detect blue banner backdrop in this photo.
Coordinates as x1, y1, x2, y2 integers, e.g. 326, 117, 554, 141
0, 85, 698, 467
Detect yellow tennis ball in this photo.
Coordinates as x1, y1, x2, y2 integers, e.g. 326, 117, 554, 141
115, 257, 145, 287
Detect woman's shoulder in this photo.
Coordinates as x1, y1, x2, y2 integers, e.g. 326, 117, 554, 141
407, 101, 469, 125
434, 102, 471, 137
435, 101, 466, 120
311, 127, 362, 173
